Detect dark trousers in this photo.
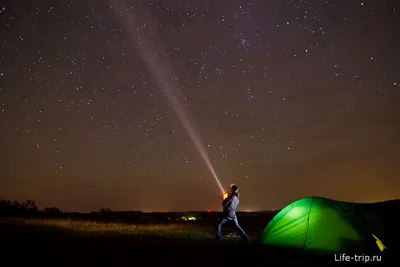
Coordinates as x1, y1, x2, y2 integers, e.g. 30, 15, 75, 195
216, 216, 249, 241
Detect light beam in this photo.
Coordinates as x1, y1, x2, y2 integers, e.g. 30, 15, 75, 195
110, 1, 225, 194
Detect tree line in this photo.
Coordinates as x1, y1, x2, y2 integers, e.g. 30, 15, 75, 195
0, 199, 65, 218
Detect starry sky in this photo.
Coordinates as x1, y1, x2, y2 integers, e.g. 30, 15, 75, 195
1, 0, 399, 212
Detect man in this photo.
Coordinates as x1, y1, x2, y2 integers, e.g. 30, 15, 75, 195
216, 184, 249, 242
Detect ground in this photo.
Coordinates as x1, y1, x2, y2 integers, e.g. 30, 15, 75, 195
0, 218, 389, 266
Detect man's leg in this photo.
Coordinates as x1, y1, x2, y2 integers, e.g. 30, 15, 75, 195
216, 217, 228, 241
232, 217, 249, 241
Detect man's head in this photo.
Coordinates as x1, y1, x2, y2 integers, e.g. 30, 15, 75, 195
230, 184, 239, 194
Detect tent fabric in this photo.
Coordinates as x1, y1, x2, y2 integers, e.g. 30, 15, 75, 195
260, 196, 387, 254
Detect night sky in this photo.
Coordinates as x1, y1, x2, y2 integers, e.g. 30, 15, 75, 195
1, 0, 399, 212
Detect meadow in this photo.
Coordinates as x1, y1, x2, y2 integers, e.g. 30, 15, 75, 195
2, 199, 397, 266
23, 218, 232, 241
0, 217, 365, 267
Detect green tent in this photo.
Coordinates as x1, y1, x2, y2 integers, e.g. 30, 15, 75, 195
260, 196, 387, 254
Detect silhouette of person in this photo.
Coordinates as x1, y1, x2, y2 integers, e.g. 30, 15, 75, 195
216, 184, 249, 242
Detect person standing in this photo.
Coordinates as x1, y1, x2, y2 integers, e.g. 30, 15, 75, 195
216, 184, 249, 242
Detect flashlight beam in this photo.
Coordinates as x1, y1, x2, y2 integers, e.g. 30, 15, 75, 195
110, 1, 225, 194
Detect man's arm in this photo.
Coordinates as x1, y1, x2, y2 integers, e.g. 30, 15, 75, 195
222, 198, 228, 208
222, 196, 233, 209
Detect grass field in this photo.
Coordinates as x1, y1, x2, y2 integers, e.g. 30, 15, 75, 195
24, 218, 225, 240
0, 218, 388, 266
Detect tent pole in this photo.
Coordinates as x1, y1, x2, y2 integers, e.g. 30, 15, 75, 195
302, 197, 313, 249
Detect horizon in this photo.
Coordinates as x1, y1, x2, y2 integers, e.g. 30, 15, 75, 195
2, 196, 399, 214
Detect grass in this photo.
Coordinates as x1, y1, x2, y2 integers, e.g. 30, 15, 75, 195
0, 218, 297, 266
23, 219, 230, 241
2, 218, 364, 266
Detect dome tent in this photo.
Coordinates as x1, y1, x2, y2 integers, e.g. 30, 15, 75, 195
260, 196, 387, 254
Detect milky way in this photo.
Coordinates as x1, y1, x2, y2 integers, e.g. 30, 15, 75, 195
0, 0, 399, 212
